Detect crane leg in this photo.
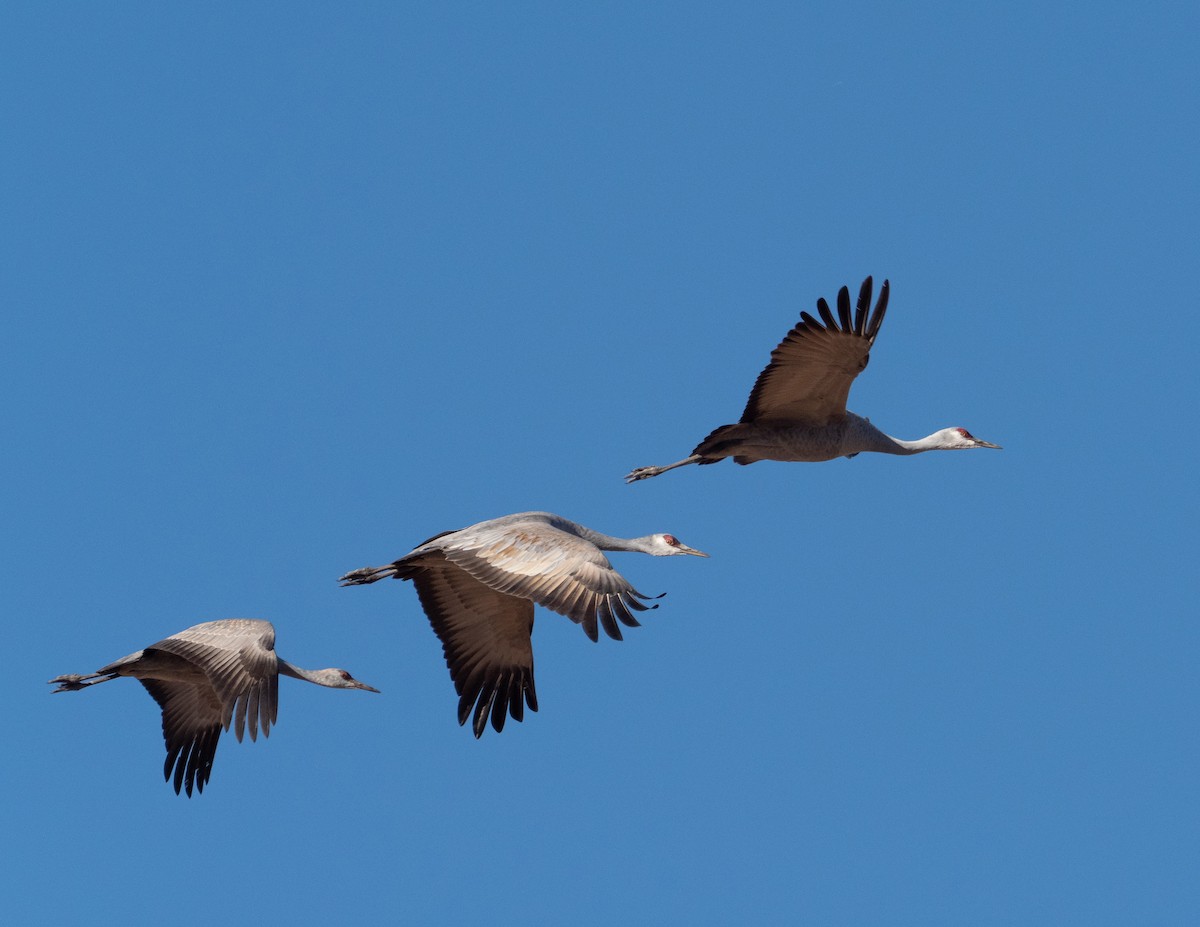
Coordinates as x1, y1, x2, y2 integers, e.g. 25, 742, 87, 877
624, 455, 702, 483
48, 672, 117, 693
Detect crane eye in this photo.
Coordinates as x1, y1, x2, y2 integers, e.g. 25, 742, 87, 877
956, 428, 972, 439
340, 671, 351, 680
663, 535, 679, 546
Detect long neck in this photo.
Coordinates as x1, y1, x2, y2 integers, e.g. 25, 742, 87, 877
277, 659, 326, 686
874, 431, 949, 455
603, 534, 661, 553
848, 414, 928, 456
574, 525, 658, 554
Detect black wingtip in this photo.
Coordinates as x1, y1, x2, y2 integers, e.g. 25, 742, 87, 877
815, 298, 837, 331
472, 688, 498, 738
854, 277, 873, 335
836, 285, 852, 331
866, 279, 890, 341
597, 599, 623, 641
611, 596, 643, 629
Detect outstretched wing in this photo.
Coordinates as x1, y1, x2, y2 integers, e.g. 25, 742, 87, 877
740, 277, 889, 426
151, 619, 280, 742
438, 520, 658, 643
403, 552, 538, 738
139, 675, 225, 797
134, 619, 280, 795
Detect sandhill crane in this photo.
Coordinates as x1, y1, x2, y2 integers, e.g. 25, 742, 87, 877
626, 277, 1000, 482
48, 619, 378, 796
339, 511, 707, 738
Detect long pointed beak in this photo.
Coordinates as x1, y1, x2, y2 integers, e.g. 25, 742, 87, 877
680, 545, 710, 558
355, 682, 381, 693
975, 439, 1002, 449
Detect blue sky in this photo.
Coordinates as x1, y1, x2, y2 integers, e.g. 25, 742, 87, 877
5, 2, 1197, 924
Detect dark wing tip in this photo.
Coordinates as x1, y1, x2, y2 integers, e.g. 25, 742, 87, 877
458, 668, 535, 738
866, 279, 890, 342
836, 285, 852, 331
597, 599, 623, 641
611, 595, 642, 629
472, 687, 498, 738
815, 298, 837, 331
854, 277, 873, 335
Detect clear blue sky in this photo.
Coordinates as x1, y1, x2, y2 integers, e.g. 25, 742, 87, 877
5, 3, 1197, 924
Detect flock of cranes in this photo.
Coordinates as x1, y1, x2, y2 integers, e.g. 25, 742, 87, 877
51, 276, 999, 795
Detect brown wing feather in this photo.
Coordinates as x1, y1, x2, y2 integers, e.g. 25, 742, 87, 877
740, 277, 889, 426
403, 553, 537, 738
140, 674, 225, 797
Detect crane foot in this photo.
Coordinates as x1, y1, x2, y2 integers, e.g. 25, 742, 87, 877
624, 466, 661, 483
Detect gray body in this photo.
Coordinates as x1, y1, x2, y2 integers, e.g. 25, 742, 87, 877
696, 413, 913, 464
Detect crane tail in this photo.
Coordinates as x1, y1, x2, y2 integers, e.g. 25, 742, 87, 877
692, 422, 753, 462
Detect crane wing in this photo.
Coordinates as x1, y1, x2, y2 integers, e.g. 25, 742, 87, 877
149, 619, 280, 744
740, 277, 889, 425
404, 553, 538, 738
139, 675, 226, 797
438, 522, 658, 643
120, 619, 278, 796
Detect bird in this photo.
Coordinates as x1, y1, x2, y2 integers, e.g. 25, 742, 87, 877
625, 276, 1000, 482
48, 618, 379, 796
338, 511, 708, 738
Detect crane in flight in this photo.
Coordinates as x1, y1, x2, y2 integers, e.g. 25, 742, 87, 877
626, 277, 999, 482
339, 511, 707, 737
49, 618, 379, 796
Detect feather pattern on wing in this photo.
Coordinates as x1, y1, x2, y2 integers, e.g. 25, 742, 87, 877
402, 553, 537, 737
116, 619, 280, 795
434, 519, 656, 642
739, 277, 889, 426
340, 512, 686, 738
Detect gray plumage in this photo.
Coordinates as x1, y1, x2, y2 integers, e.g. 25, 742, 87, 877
49, 618, 379, 796
626, 277, 1000, 482
339, 511, 707, 738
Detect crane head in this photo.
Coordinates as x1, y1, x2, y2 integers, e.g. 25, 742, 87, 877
315, 668, 381, 692
945, 427, 1002, 450
652, 534, 710, 557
